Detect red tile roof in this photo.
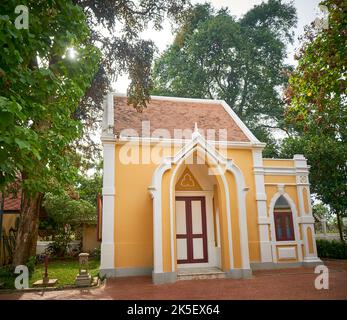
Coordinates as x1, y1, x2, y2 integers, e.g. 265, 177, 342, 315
114, 96, 249, 142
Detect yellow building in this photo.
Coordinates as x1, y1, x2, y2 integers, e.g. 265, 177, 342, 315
100, 94, 321, 284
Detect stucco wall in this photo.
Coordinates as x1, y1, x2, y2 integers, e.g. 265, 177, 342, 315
114, 143, 269, 270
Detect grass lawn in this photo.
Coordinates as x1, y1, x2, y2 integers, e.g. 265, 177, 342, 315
30, 258, 100, 287
0, 258, 100, 289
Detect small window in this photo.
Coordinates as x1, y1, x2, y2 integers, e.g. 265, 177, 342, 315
274, 196, 295, 241
274, 211, 295, 241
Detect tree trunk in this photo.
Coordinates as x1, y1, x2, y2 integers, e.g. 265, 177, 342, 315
336, 211, 344, 242
12, 191, 43, 267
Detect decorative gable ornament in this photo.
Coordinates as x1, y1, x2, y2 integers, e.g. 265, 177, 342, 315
176, 167, 202, 191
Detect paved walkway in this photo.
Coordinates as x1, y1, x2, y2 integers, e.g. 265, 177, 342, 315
1, 260, 346, 300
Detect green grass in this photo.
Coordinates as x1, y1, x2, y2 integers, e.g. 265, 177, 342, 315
0, 258, 100, 289
30, 258, 100, 287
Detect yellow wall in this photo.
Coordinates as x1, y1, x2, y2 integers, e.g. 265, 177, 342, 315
228, 149, 260, 262
161, 169, 173, 272
264, 175, 296, 184
307, 227, 314, 254
263, 159, 294, 167
114, 144, 159, 268
215, 174, 231, 271
113, 143, 303, 269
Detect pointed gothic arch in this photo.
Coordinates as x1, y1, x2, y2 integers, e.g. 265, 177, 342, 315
149, 131, 251, 282
268, 190, 303, 263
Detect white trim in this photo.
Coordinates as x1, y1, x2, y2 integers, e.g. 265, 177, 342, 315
252, 149, 272, 263
175, 191, 219, 269
113, 136, 266, 149
175, 191, 214, 195
148, 159, 172, 274
297, 216, 315, 224
277, 246, 297, 260
255, 166, 310, 176
100, 140, 116, 271
149, 132, 251, 274
263, 158, 294, 161
293, 155, 319, 260
264, 183, 305, 186
302, 224, 320, 261
268, 191, 303, 263
168, 140, 234, 271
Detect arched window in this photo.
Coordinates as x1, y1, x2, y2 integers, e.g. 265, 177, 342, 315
274, 195, 295, 241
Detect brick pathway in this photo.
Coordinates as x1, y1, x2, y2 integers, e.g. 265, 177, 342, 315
1, 260, 346, 300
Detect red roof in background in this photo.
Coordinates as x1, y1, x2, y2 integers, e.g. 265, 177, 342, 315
2, 190, 21, 211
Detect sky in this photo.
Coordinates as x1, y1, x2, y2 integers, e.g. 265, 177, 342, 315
113, 0, 322, 93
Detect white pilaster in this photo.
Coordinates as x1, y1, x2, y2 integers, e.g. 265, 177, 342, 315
252, 149, 272, 263
294, 154, 320, 263
100, 94, 116, 271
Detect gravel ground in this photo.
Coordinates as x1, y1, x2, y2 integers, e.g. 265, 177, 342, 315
0, 260, 346, 300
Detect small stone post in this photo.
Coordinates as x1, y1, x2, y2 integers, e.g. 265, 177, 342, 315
75, 253, 92, 286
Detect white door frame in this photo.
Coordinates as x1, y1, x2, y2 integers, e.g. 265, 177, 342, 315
175, 190, 220, 269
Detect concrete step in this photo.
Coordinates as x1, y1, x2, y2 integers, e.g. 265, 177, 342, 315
177, 268, 226, 281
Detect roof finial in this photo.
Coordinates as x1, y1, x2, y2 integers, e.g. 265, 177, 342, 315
192, 122, 199, 139
194, 122, 198, 133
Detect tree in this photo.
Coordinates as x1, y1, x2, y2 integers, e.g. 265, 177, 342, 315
151, 1, 297, 156
76, 161, 103, 206
313, 203, 331, 221
42, 193, 96, 257
0, 0, 101, 265
72, 0, 191, 165
282, 0, 346, 240
0, 0, 191, 266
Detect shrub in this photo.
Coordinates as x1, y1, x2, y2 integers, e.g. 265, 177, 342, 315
316, 239, 347, 259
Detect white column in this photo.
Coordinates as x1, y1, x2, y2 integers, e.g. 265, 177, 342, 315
151, 188, 163, 274
149, 161, 172, 275
252, 149, 272, 263
100, 140, 116, 271
294, 154, 320, 263
100, 93, 116, 272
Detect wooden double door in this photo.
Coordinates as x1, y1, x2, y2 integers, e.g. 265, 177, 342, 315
175, 196, 208, 264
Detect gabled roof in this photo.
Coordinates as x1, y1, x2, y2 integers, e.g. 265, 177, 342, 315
111, 95, 260, 143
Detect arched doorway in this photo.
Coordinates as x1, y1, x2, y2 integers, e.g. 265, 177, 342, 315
174, 164, 222, 269
149, 132, 251, 283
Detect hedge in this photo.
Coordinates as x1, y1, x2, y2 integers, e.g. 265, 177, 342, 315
316, 239, 347, 259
